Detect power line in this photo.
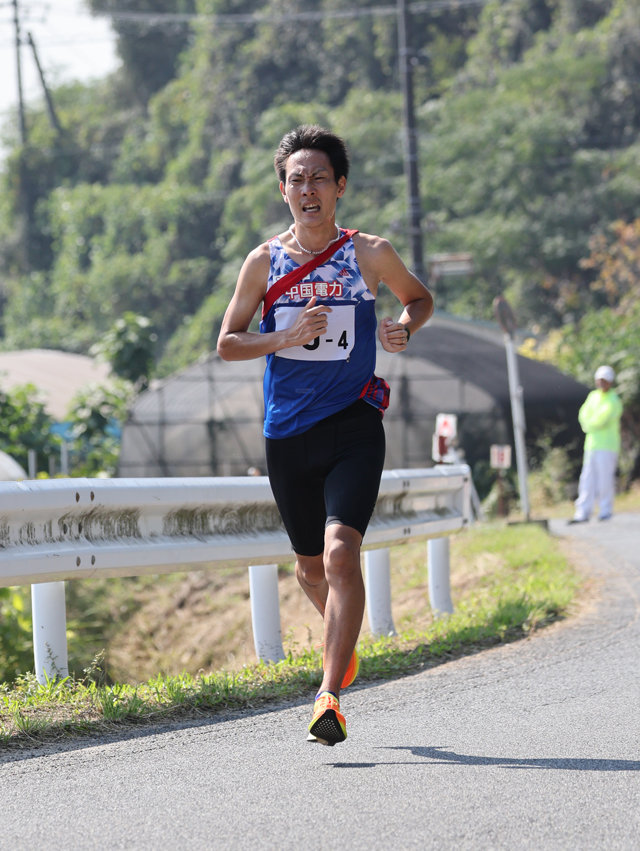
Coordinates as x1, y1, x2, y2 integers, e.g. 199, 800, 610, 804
0, 33, 115, 48
93, 0, 487, 28
0, 1, 489, 53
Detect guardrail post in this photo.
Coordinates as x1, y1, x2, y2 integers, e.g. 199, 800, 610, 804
427, 538, 454, 614
364, 549, 397, 636
31, 582, 69, 683
248, 564, 285, 663
1, 467, 470, 674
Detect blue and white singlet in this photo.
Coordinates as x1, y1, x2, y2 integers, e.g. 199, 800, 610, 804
260, 229, 377, 439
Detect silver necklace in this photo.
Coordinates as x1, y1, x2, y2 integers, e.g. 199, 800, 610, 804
289, 224, 341, 255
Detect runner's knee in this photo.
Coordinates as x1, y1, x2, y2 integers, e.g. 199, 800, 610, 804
323, 527, 362, 585
296, 554, 325, 587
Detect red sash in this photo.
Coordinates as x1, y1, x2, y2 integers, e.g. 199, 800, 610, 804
261, 228, 358, 319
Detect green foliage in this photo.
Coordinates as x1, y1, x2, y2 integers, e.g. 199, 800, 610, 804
0, 383, 60, 471
156, 288, 231, 376
539, 217, 640, 411
528, 432, 581, 506
0, 588, 33, 683
521, 209, 640, 482
20, 181, 223, 352
421, 18, 638, 325
65, 380, 136, 477
0, 365, 134, 479
87, 0, 197, 103
0, 0, 639, 375
550, 304, 640, 396
90, 313, 156, 387
547, 304, 640, 481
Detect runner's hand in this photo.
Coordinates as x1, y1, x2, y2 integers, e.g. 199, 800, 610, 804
379, 317, 408, 352
286, 296, 332, 347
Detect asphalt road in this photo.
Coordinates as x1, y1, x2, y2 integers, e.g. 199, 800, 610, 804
1, 513, 638, 850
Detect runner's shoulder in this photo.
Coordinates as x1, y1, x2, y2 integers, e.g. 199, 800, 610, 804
352, 231, 395, 257
241, 241, 272, 275
352, 232, 402, 273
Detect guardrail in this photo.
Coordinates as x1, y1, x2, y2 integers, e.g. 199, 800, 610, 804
0, 466, 471, 683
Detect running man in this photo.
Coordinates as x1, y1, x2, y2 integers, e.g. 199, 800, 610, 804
217, 125, 433, 745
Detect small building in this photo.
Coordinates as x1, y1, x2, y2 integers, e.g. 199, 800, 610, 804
0, 349, 112, 421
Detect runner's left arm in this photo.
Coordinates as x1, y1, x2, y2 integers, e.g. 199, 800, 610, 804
356, 234, 433, 353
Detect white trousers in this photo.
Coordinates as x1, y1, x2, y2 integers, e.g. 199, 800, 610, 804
574, 449, 618, 521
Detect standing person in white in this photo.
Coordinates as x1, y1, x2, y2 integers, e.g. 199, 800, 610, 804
570, 365, 623, 524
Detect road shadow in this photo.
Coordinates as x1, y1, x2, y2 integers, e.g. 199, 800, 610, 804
329, 745, 640, 772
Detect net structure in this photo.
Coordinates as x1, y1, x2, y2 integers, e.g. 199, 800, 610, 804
118, 317, 588, 478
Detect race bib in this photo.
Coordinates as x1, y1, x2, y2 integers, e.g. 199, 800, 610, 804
274, 304, 355, 361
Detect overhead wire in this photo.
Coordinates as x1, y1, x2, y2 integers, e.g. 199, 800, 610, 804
91, 0, 488, 28
0, 0, 489, 59
0, 0, 489, 150
0, 0, 489, 49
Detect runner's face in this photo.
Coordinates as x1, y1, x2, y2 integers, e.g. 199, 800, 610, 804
280, 149, 346, 227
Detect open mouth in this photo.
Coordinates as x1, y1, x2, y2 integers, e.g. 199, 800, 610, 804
302, 203, 320, 212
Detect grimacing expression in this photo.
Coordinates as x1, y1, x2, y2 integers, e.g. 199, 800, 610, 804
280, 149, 346, 224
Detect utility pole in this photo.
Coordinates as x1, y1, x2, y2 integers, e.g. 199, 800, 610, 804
12, 0, 30, 270
397, 0, 425, 282
27, 32, 63, 135
493, 295, 531, 522
12, 0, 27, 145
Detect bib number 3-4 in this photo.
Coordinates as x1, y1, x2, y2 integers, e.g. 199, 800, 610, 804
274, 304, 355, 361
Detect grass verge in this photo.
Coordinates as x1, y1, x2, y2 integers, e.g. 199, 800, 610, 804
0, 522, 581, 749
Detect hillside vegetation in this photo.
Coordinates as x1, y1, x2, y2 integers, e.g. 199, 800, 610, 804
0, 0, 638, 378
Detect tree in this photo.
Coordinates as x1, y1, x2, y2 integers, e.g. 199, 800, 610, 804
544, 304, 640, 483
0, 384, 60, 472
524, 216, 640, 481
580, 217, 640, 308
66, 380, 135, 476
2, 0, 640, 378
419, 7, 640, 326
90, 313, 157, 388
86, 0, 197, 102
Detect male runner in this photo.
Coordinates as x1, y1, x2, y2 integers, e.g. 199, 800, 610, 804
217, 125, 433, 744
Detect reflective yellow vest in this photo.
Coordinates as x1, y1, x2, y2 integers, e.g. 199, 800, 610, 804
578, 389, 622, 452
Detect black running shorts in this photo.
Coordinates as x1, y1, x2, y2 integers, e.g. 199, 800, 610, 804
265, 399, 386, 557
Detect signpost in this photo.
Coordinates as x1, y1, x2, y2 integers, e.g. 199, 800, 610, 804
428, 253, 474, 280
432, 413, 458, 464
493, 296, 530, 521
490, 444, 512, 470
490, 444, 512, 518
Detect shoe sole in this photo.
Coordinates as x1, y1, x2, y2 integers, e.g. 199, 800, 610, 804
307, 709, 347, 747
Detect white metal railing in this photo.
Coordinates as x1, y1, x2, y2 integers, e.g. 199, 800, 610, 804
0, 466, 471, 682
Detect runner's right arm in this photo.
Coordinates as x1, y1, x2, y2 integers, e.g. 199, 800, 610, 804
217, 244, 331, 361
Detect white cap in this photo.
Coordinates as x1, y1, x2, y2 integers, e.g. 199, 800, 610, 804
594, 365, 615, 383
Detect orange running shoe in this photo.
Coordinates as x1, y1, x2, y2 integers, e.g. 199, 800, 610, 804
307, 691, 347, 746
322, 647, 359, 690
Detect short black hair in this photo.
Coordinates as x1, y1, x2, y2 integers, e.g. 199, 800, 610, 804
274, 125, 350, 184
